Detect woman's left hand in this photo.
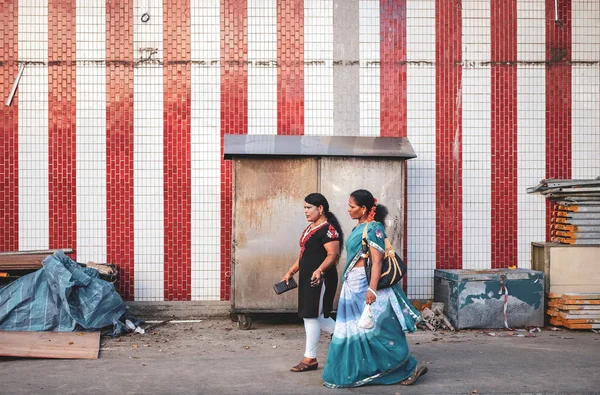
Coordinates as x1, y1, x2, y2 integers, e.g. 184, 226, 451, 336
366, 290, 377, 305
310, 269, 322, 287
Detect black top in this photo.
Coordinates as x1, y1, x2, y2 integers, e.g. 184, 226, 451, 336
297, 222, 340, 318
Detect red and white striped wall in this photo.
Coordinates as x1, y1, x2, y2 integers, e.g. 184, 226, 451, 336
1, 0, 599, 300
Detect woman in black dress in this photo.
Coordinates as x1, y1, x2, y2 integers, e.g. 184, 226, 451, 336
282, 193, 344, 372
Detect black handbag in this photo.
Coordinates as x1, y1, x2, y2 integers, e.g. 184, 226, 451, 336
273, 277, 298, 295
361, 223, 406, 289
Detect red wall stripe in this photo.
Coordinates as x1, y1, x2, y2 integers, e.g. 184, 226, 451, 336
491, 0, 518, 269
221, 0, 248, 300
435, 0, 462, 270
277, 0, 304, 135
0, 1, 19, 252
48, 0, 77, 259
380, 0, 407, 138
379, 0, 408, 288
106, 2, 135, 300
545, 0, 572, 240
163, 0, 192, 301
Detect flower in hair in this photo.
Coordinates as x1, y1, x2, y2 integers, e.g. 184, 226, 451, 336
367, 205, 376, 222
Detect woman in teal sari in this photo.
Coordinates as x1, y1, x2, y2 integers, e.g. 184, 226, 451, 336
322, 189, 428, 388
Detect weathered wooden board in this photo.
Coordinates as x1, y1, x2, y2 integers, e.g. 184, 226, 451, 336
0, 331, 100, 359
0, 254, 47, 270
558, 293, 600, 300
558, 312, 600, 321
547, 302, 600, 310
551, 299, 600, 305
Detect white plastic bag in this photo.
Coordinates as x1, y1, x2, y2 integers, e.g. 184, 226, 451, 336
358, 305, 374, 329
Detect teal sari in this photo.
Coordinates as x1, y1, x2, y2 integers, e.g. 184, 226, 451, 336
322, 221, 421, 388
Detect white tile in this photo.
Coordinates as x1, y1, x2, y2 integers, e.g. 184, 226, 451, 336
191, 0, 221, 300
18, 4, 49, 250
517, 66, 546, 268
133, 0, 165, 301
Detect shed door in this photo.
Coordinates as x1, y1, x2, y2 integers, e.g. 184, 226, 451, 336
232, 158, 318, 311
320, 157, 405, 306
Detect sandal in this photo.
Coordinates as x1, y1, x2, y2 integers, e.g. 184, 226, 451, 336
290, 361, 319, 372
400, 365, 428, 385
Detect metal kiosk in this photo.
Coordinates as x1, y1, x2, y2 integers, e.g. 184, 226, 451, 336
224, 135, 416, 329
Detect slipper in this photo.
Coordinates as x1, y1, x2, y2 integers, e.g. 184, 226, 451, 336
400, 365, 428, 385
290, 361, 319, 372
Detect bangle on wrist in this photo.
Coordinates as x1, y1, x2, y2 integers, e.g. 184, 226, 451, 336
368, 287, 377, 297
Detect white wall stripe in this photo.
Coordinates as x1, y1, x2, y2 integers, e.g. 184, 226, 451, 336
517, 0, 546, 268
358, 0, 380, 137
572, 1, 600, 179
406, 0, 436, 299
18, 0, 49, 250
304, 0, 333, 136
461, 0, 491, 270
247, 0, 277, 135
133, 0, 164, 301
191, 0, 221, 300
76, 0, 107, 264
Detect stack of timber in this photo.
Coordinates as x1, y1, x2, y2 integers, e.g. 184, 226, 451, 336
548, 293, 600, 329
527, 178, 600, 245
0, 249, 73, 280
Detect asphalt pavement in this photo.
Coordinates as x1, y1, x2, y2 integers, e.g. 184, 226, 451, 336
1, 316, 599, 395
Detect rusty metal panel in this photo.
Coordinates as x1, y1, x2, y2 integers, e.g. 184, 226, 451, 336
319, 157, 406, 307
232, 158, 318, 312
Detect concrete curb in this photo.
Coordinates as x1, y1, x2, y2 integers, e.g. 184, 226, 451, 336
125, 301, 231, 320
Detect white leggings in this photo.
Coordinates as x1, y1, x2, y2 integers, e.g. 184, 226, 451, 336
303, 282, 336, 359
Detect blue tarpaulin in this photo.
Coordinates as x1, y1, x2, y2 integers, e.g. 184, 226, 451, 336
0, 250, 126, 331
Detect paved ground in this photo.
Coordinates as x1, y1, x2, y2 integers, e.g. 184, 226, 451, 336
1, 316, 599, 395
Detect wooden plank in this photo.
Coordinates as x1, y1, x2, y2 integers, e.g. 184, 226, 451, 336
548, 302, 600, 310
0, 254, 47, 270
562, 322, 600, 329
0, 331, 100, 359
558, 312, 600, 321
555, 299, 600, 305
551, 316, 600, 329
0, 249, 74, 271
560, 308, 600, 314
561, 293, 600, 300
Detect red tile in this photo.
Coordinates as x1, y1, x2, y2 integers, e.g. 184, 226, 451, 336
436, 0, 462, 270
277, 0, 304, 136
48, 0, 77, 260
491, 0, 518, 268
107, 2, 135, 300
545, 0, 572, 241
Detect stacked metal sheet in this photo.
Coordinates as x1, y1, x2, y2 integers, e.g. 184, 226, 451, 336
527, 178, 600, 245
548, 293, 600, 329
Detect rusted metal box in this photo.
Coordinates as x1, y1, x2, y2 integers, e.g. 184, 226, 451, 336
225, 135, 416, 328
434, 269, 545, 329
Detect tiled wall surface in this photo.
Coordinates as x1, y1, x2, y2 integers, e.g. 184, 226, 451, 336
1, 0, 599, 300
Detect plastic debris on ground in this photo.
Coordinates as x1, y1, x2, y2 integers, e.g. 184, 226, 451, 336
485, 328, 541, 338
